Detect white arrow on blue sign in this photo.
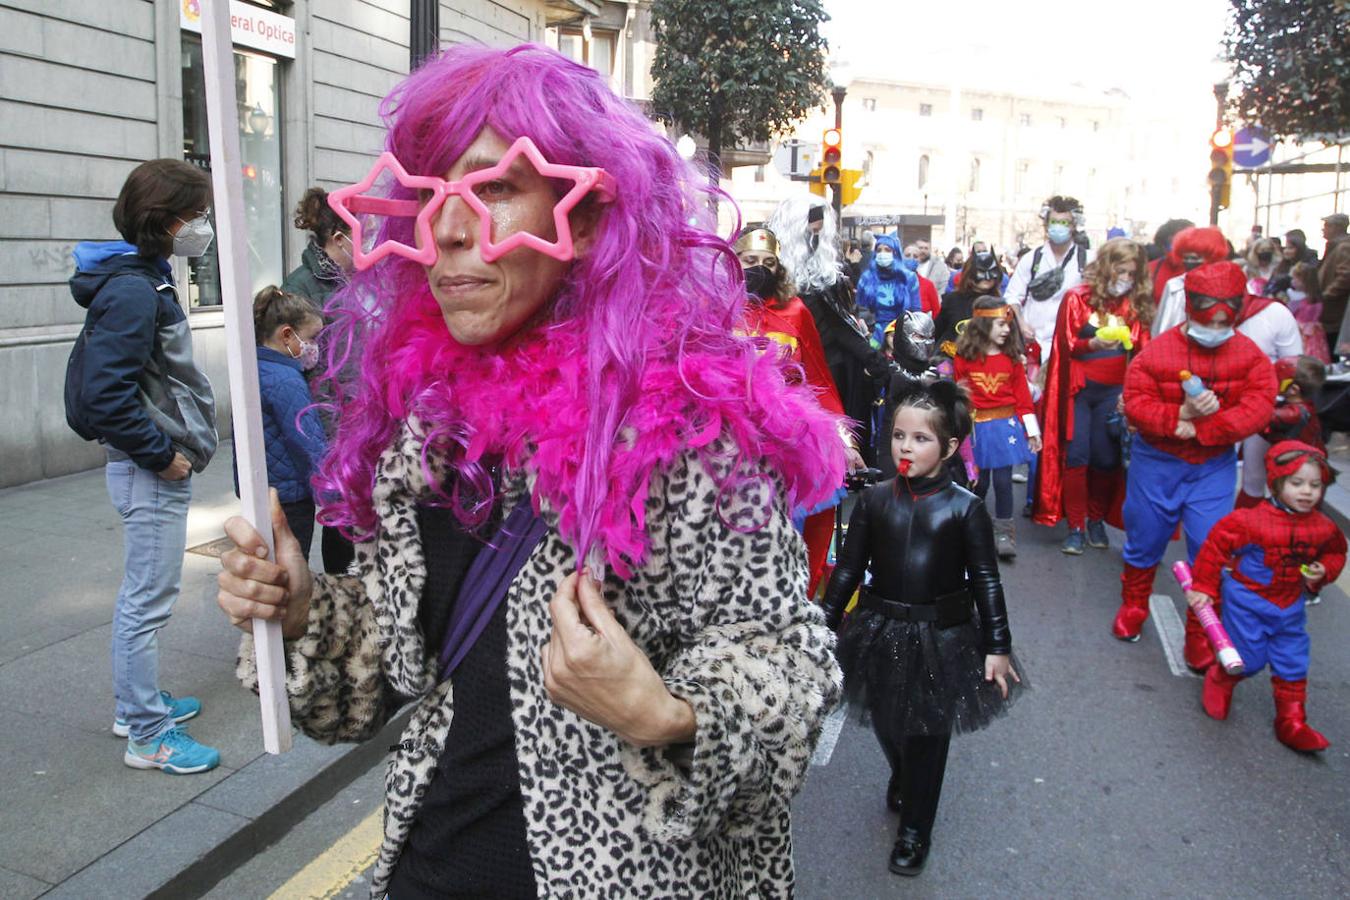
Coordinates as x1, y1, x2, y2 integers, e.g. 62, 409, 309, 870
1233, 126, 1272, 168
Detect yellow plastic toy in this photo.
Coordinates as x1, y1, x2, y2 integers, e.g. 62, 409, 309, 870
1095, 324, 1133, 350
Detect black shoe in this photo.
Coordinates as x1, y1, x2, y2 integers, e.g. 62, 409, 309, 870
888, 829, 929, 876
886, 775, 902, 813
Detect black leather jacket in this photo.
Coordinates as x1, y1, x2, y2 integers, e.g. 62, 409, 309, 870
822, 474, 1012, 655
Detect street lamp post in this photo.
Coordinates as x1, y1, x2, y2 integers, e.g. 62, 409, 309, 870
831, 84, 847, 220
1210, 81, 1229, 227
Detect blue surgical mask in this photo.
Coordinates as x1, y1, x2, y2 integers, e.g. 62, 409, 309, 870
1188, 323, 1235, 348
875, 251, 894, 269
901, 257, 920, 272
1047, 223, 1072, 244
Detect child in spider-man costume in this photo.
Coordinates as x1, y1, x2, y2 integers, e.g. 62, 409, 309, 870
1185, 441, 1346, 752
1111, 262, 1276, 666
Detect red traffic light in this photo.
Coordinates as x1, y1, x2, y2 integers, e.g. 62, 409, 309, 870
822, 128, 842, 183
1210, 128, 1233, 149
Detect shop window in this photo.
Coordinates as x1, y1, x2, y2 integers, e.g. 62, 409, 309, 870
919, 103, 932, 117
559, 27, 615, 80
181, 37, 284, 309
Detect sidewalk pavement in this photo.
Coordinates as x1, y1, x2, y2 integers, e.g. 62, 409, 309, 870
0, 442, 406, 899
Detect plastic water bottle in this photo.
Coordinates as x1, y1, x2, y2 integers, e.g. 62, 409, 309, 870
1179, 369, 1205, 397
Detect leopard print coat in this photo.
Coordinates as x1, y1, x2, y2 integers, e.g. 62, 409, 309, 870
237, 423, 842, 898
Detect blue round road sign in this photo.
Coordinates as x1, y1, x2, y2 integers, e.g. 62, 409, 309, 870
1233, 126, 1272, 168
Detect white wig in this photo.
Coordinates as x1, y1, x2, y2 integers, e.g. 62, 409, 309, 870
768, 194, 841, 293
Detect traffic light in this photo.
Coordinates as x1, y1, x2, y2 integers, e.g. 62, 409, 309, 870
840, 169, 864, 207
1209, 127, 1234, 210
821, 128, 842, 185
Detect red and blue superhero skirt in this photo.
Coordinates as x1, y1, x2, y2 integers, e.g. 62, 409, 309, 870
1220, 572, 1310, 680
1121, 437, 1236, 569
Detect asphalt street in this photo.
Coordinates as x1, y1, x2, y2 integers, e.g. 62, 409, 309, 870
221, 484, 1349, 899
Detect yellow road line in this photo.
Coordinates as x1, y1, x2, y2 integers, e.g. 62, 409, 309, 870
268, 808, 383, 900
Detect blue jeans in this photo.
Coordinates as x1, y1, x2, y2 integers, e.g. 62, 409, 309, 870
106, 450, 192, 742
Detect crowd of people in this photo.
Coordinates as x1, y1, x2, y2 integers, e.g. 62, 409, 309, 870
58, 39, 1348, 896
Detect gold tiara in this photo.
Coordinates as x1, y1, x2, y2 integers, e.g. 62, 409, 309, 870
734, 227, 779, 256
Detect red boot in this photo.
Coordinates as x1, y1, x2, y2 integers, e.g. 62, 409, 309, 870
1271, 677, 1330, 752
1201, 664, 1241, 720
1183, 602, 1219, 673
1112, 563, 1156, 641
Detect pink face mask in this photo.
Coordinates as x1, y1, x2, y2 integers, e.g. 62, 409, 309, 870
327, 135, 618, 269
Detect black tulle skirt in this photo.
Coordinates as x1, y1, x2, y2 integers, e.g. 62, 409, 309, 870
835, 609, 1026, 737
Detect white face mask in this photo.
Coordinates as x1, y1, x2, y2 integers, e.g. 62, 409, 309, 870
1108, 276, 1134, 297
1188, 322, 1235, 348
171, 214, 215, 258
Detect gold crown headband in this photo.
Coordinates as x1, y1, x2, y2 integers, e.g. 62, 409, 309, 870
734, 227, 779, 256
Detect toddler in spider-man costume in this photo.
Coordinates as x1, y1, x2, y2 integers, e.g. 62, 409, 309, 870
1185, 441, 1346, 753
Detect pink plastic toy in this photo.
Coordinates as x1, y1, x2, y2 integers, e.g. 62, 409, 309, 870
1172, 561, 1244, 675
328, 136, 618, 270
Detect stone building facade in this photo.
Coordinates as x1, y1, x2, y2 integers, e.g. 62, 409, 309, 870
0, 0, 609, 487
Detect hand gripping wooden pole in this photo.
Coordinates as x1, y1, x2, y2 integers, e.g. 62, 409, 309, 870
200, 0, 293, 754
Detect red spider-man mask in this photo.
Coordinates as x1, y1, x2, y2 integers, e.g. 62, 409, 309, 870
1184, 261, 1246, 325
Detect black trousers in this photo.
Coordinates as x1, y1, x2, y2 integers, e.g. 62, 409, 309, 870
877, 726, 952, 841
280, 498, 316, 561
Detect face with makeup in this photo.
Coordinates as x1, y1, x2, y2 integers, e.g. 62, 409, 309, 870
422, 128, 593, 346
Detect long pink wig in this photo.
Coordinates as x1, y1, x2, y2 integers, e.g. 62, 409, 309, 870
315, 44, 843, 577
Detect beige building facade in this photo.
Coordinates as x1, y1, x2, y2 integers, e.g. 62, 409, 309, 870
729, 74, 1212, 255
0, 0, 601, 488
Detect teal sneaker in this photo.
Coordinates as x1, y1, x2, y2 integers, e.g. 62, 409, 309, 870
113, 691, 201, 737
1061, 529, 1086, 555
124, 726, 220, 775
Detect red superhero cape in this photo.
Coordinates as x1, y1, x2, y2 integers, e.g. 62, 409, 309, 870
744, 296, 845, 417
1034, 285, 1148, 527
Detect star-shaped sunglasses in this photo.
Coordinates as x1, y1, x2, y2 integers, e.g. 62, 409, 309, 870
327, 136, 618, 269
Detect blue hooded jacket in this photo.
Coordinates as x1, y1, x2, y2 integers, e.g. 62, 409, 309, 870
244, 346, 328, 503
855, 234, 920, 343
64, 241, 217, 472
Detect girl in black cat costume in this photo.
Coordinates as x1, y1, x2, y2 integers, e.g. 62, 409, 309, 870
823, 379, 1023, 876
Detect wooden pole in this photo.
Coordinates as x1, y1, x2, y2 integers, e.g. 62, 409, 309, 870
200, 0, 293, 754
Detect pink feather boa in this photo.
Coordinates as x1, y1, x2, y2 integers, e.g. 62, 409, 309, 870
375, 304, 845, 579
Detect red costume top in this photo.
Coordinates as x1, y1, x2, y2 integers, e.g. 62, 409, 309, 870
1034, 285, 1150, 526
744, 296, 845, 418
1123, 327, 1276, 464
953, 352, 1035, 417
917, 275, 942, 317
1190, 503, 1346, 608
1263, 399, 1324, 451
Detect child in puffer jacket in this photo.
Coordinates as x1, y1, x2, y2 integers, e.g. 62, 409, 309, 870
246, 286, 327, 556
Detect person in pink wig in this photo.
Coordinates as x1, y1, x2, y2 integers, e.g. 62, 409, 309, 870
215, 44, 844, 898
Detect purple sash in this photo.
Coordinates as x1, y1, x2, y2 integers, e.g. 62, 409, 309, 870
437, 503, 547, 682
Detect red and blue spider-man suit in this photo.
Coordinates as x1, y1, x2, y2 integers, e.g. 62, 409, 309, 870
1189, 441, 1346, 752
1111, 263, 1276, 667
